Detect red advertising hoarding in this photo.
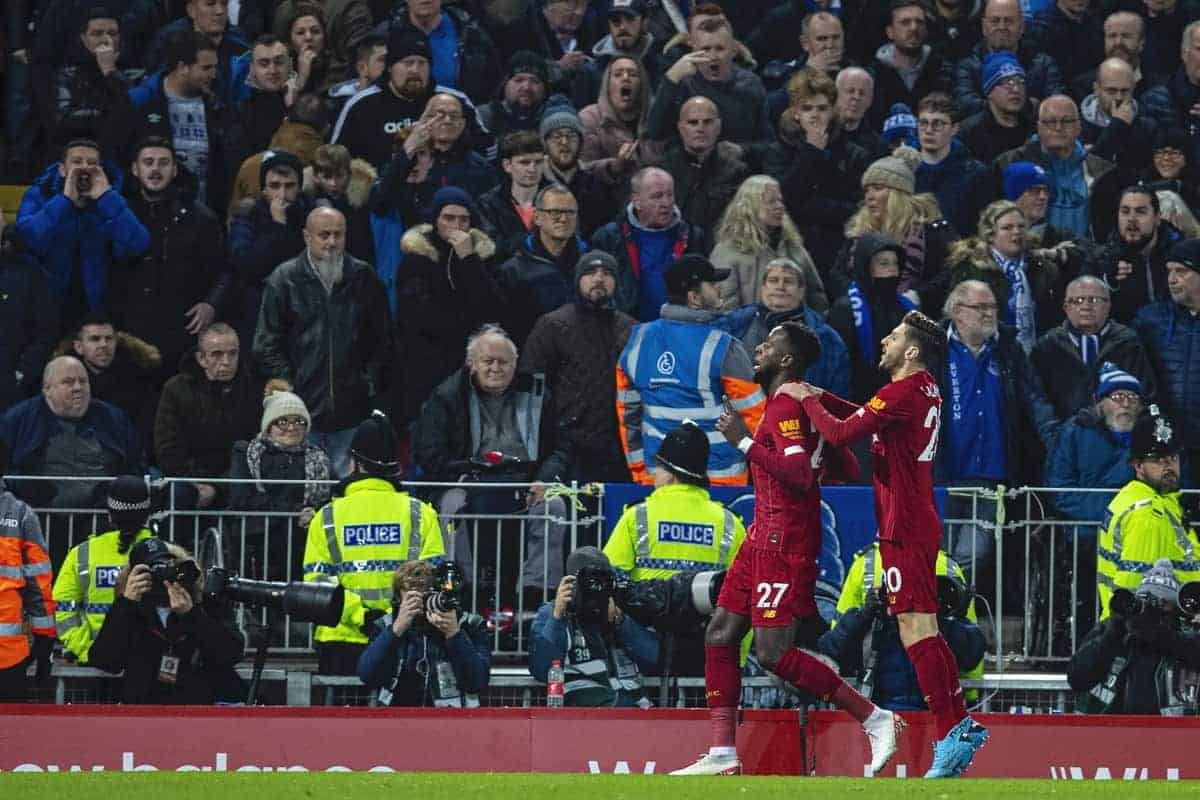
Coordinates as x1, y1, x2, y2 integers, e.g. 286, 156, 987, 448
0, 706, 1192, 780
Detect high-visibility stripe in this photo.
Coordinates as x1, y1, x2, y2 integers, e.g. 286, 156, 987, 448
22, 561, 52, 576
322, 505, 342, 565
356, 588, 392, 601
0, 565, 21, 579
642, 420, 726, 446
708, 463, 748, 478
696, 330, 723, 406
729, 391, 764, 411
29, 615, 54, 629
408, 499, 422, 561
635, 505, 650, 561
304, 562, 337, 576
626, 325, 648, 380
0, 623, 24, 635
626, 448, 644, 464
334, 560, 407, 574
56, 616, 82, 633
783, 445, 805, 456
634, 557, 722, 571
718, 510, 736, 565
645, 404, 722, 421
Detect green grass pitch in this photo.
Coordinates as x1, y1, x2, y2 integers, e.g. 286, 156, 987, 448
5, 773, 1200, 798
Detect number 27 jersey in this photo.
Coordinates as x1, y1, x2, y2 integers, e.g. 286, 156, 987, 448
865, 371, 942, 545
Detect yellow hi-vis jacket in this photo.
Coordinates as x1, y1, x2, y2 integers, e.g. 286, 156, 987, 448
603, 483, 745, 581
52, 528, 153, 663
303, 477, 444, 645
1098, 479, 1200, 620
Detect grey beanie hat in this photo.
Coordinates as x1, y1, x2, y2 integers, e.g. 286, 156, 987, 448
539, 107, 585, 140
861, 146, 919, 195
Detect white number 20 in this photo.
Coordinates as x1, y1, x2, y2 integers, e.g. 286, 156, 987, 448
755, 582, 789, 609
917, 405, 940, 462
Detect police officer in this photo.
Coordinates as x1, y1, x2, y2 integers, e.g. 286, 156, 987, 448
604, 421, 745, 582
1098, 406, 1200, 621
819, 543, 986, 712
604, 421, 745, 675
52, 476, 155, 664
303, 411, 445, 675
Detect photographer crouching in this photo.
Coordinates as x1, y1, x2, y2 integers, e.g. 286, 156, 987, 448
89, 538, 246, 704
357, 560, 491, 707
1069, 559, 1200, 715
529, 547, 659, 707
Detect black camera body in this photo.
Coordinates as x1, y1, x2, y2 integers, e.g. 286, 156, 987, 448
1111, 587, 1170, 619
148, 558, 201, 591
569, 565, 615, 622
422, 561, 464, 616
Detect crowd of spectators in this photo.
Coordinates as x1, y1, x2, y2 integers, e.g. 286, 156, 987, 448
6, 0, 1200, 706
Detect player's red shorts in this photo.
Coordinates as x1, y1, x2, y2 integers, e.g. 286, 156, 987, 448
879, 537, 939, 615
717, 546, 818, 627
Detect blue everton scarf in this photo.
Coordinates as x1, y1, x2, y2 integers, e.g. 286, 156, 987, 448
847, 280, 917, 362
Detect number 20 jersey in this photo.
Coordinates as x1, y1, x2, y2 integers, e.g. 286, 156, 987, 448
863, 370, 942, 545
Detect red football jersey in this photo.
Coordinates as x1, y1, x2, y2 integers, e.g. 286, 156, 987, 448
744, 393, 859, 555
801, 371, 942, 544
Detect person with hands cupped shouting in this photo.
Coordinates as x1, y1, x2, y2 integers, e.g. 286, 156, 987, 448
88, 537, 246, 705
358, 560, 490, 707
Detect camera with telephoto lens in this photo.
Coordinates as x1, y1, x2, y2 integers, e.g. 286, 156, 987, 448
936, 574, 973, 618
204, 567, 345, 626
568, 565, 615, 622
1110, 587, 1170, 618
611, 569, 726, 634
422, 560, 463, 616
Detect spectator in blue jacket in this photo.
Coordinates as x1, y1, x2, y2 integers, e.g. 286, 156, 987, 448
529, 546, 658, 707
0, 356, 143, 509
358, 559, 491, 707
15, 139, 150, 322
714, 258, 851, 399
1043, 365, 1142, 637
1045, 365, 1141, 526
1134, 239, 1200, 483
952, 0, 1064, 116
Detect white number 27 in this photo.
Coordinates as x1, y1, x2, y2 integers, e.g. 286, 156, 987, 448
917, 405, 940, 462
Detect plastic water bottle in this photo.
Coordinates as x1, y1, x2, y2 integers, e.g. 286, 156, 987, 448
546, 660, 564, 708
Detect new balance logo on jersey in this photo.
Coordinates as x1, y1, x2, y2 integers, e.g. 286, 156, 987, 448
658, 522, 714, 546
343, 523, 404, 547
96, 566, 121, 589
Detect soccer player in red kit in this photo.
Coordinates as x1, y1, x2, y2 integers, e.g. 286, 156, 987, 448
779, 311, 989, 778
670, 322, 903, 776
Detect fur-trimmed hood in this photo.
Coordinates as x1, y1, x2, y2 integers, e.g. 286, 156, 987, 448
302, 158, 378, 210
400, 224, 497, 262
53, 330, 162, 371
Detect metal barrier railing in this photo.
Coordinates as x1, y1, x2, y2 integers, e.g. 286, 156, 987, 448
20, 474, 604, 658
14, 475, 1187, 668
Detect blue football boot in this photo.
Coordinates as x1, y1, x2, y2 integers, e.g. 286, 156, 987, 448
923, 717, 989, 778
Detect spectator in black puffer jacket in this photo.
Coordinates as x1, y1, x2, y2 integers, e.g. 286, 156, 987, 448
1026, 0, 1105, 83
393, 187, 502, 425
519, 251, 635, 483
952, 0, 1064, 116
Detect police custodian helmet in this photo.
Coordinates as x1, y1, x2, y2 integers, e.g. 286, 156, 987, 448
1130, 404, 1181, 461
655, 420, 710, 486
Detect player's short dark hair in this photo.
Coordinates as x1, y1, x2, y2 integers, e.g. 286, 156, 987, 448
901, 310, 945, 366
774, 321, 822, 376
133, 135, 175, 160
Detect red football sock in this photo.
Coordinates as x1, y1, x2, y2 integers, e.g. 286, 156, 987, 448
907, 634, 967, 739
773, 649, 874, 723
705, 644, 741, 749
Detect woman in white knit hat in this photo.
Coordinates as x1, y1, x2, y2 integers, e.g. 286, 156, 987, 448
833, 146, 959, 312
229, 390, 333, 580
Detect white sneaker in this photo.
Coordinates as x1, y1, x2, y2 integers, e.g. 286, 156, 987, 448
864, 709, 905, 775
669, 752, 742, 775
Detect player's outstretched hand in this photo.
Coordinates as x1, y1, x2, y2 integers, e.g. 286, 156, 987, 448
776, 381, 820, 402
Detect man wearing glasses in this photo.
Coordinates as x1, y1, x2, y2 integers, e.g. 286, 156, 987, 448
996, 94, 1120, 239
1031, 275, 1157, 419
936, 279, 1059, 585
914, 92, 992, 237
494, 185, 588, 346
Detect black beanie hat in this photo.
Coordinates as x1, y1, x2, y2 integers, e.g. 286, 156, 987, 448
506, 50, 549, 87
387, 29, 432, 68
260, 149, 304, 189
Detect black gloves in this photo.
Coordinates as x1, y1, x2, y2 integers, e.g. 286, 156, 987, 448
31, 635, 54, 684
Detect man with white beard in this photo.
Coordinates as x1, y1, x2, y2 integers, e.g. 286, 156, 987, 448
254, 207, 393, 476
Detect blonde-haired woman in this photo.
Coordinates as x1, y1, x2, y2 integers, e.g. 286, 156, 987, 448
945, 200, 1067, 352
712, 175, 828, 313
834, 147, 957, 310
